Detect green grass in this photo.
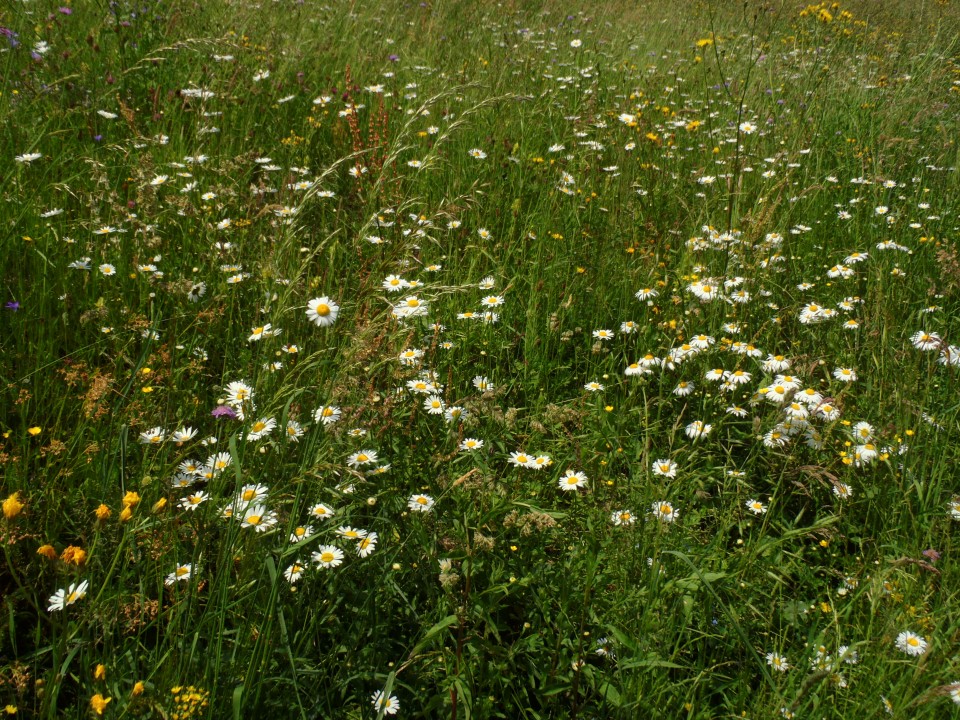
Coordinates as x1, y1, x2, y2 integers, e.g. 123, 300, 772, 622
3, 0, 960, 717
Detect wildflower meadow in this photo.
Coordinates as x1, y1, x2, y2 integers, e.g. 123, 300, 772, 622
3, 0, 960, 717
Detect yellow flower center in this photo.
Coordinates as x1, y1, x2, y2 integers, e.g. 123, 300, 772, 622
176, 567, 190, 577
320, 552, 335, 563
246, 515, 262, 525
315, 303, 330, 316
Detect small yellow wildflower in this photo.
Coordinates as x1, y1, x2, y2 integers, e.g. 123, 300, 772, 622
60, 546, 88, 566
90, 694, 111, 716
3, 492, 23, 519
37, 544, 57, 559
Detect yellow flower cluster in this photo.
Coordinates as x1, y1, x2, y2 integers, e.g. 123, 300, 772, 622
799, 2, 854, 23
170, 686, 210, 720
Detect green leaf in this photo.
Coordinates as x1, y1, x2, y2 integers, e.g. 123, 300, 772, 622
407, 614, 459, 659
232, 684, 244, 720
598, 682, 622, 707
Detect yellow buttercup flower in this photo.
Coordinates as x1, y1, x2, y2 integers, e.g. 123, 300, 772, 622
90, 694, 111, 716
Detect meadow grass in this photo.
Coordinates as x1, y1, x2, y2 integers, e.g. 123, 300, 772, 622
3, 0, 960, 717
